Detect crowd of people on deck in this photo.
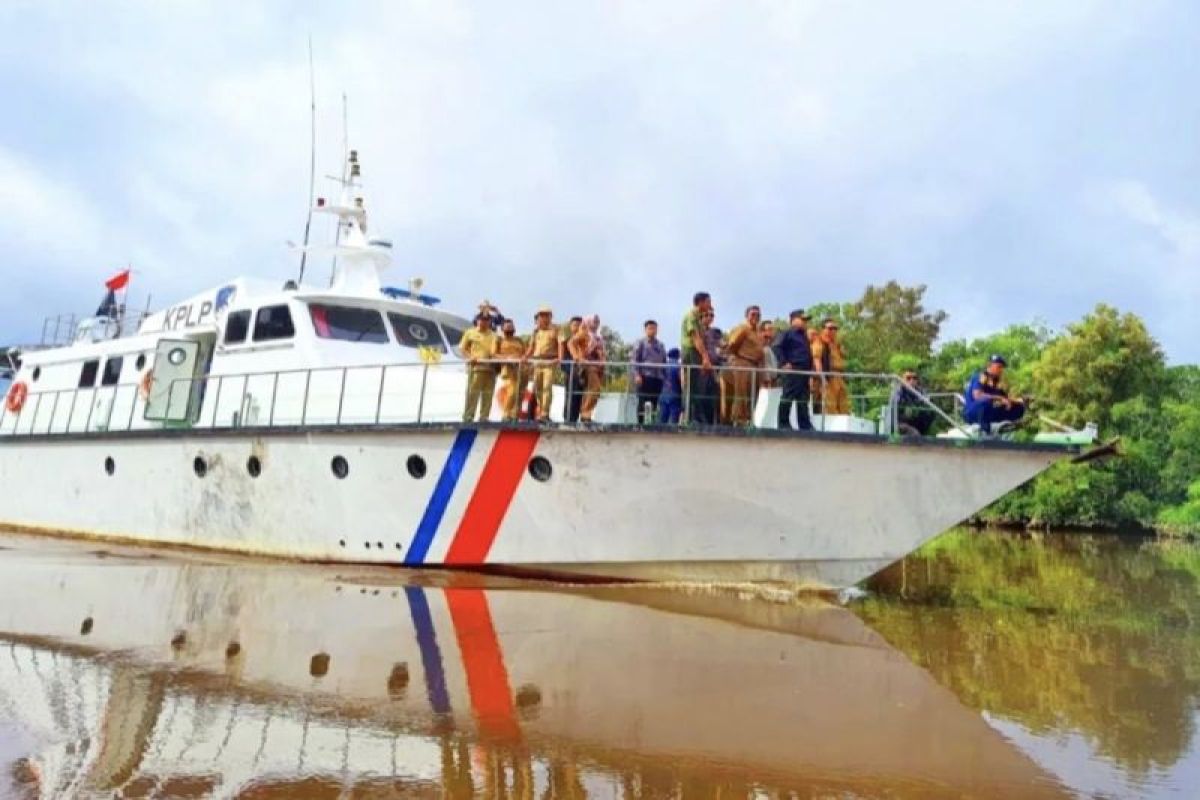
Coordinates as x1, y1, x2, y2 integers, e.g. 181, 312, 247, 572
455, 292, 1026, 435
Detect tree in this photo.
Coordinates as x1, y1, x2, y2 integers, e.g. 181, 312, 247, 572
1032, 304, 1166, 430
841, 282, 948, 374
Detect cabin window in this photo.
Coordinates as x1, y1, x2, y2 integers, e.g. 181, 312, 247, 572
253, 305, 295, 342
440, 323, 468, 357
78, 359, 100, 388
310, 304, 389, 344
101, 356, 123, 386
389, 314, 447, 352
224, 310, 251, 344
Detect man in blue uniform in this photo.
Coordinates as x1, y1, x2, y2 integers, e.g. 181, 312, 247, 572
773, 309, 814, 430
964, 355, 1026, 434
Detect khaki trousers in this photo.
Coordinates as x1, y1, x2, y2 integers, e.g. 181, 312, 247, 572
499, 365, 524, 421
727, 358, 760, 425
579, 366, 603, 420
813, 375, 850, 415
463, 367, 497, 422
531, 365, 555, 420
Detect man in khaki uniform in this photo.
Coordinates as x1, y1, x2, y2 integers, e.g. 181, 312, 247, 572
496, 317, 527, 422
725, 305, 766, 425
811, 317, 850, 415
525, 305, 558, 423
459, 312, 499, 422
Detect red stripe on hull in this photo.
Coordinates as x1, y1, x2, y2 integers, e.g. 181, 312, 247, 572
444, 430, 539, 565
444, 588, 521, 743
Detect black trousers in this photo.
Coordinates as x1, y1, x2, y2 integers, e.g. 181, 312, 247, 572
562, 363, 583, 423
636, 376, 663, 424
778, 373, 813, 430
682, 351, 717, 425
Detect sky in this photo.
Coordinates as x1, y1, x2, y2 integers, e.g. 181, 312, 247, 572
0, 0, 1197, 362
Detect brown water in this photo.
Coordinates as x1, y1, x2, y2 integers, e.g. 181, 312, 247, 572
0, 529, 1195, 798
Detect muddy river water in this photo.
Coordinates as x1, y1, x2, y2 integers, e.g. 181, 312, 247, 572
0, 529, 1196, 798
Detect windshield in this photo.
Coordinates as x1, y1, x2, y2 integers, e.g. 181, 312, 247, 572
387, 313, 447, 353
309, 304, 389, 344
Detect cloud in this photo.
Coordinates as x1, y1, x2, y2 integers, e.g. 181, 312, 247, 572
0, 0, 1196, 363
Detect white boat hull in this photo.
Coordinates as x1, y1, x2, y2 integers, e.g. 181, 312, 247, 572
0, 425, 1068, 589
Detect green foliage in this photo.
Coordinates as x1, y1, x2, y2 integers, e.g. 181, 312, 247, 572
842, 281, 947, 374
1158, 481, 1200, 538
1032, 304, 1165, 430
926, 321, 1053, 396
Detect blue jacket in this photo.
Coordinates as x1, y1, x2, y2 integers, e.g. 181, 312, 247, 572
964, 370, 1007, 414
773, 329, 813, 371
661, 361, 682, 400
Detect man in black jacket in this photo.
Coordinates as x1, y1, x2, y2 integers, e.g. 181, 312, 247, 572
773, 309, 814, 430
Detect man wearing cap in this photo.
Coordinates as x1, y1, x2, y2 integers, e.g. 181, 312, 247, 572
680, 291, 716, 424
558, 316, 584, 423
525, 305, 559, 423
658, 348, 683, 424
459, 311, 499, 422
725, 305, 766, 426
964, 355, 1026, 434
632, 320, 667, 424
773, 309, 814, 430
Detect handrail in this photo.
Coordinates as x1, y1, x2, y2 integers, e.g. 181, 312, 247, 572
0, 357, 973, 438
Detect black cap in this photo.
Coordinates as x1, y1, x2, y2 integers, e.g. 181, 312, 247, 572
789, 309, 809, 320
989, 354, 1007, 366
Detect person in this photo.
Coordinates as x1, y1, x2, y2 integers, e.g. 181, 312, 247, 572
496, 317, 527, 422
459, 311, 499, 422
890, 370, 936, 435
773, 309, 814, 430
525, 305, 558, 423
632, 320, 667, 424
759, 321, 779, 388
964, 355, 1026, 434
725, 305, 766, 425
559, 316, 584, 423
680, 292, 717, 425
658, 348, 683, 424
811, 317, 849, 415
705, 314, 729, 423
568, 314, 606, 424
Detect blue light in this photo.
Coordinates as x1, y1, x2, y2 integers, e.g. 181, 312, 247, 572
381, 287, 442, 307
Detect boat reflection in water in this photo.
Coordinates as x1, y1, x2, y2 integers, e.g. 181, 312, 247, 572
0, 533, 1067, 798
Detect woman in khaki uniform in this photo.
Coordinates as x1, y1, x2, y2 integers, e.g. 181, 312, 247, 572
811, 318, 850, 414
568, 314, 606, 424
724, 306, 766, 425
495, 318, 528, 421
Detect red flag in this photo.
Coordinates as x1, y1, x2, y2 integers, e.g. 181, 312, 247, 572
105, 269, 130, 291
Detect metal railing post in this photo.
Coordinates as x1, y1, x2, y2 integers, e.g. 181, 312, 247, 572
82, 390, 95, 434
268, 371, 280, 427
374, 366, 387, 425
48, 391, 61, 434
300, 369, 312, 426
416, 364, 429, 423
126, 384, 139, 431
681, 362, 690, 424
65, 390, 79, 434
335, 367, 348, 425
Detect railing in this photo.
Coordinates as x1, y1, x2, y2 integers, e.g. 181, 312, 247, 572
0, 358, 968, 438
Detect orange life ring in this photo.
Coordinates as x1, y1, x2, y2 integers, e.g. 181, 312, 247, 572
5, 381, 28, 413
139, 370, 154, 399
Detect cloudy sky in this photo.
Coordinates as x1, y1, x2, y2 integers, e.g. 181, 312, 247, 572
1, 0, 1196, 362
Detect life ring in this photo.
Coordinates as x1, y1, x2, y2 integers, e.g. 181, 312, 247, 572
5, 382, 28, 414
139, 370, 154, 400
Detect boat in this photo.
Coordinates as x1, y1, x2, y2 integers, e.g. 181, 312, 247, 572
0, 150, 1096, 589
0, 534, 1070, 797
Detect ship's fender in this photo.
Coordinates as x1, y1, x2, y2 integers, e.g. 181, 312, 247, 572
4, 382, 27, 413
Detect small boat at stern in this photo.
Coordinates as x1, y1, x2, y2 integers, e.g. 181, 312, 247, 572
0, 151, 1093, 590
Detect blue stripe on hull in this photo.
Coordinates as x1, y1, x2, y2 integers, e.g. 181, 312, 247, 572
405, 429, 477, 565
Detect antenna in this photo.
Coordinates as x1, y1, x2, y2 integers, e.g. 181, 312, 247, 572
297, 36, 317, 285
329, 92, 349, 287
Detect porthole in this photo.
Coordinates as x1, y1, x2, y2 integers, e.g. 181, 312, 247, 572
135, 354, 147, 371
310, 652, 331, 678
31, 366, 41, 382
338, 539, 346, 548
388, 663, 410, 697
167, 347, 187, 366
104, 457, 115, 476
528, 456, 552, 482
193, 456, 208, 478
226, 641, 241, 659
376, 541, 383, 549
80, 617, 94, 636
406, 455, 427, 479
331, 455, 349, 479
247, 455, 262, 478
